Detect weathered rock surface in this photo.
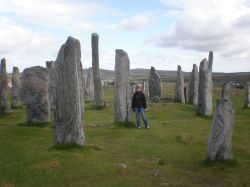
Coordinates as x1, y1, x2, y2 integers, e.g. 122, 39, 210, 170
49, 36, 84, 145
11, 66, 20, 108
0, 58, 11, 114
149, 67, 161, 99
207, 82, 235, 160
114, 49, 131, 122
198, 51, 213, 116
175, 65, 185, 103
188, 64, 199, 105
245, 82, 250, 108
20, 66, 49, 123
85, 68, 95, 101
91, 33, 104, 106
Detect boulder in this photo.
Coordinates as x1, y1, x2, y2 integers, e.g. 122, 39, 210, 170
20, 66, 49, 123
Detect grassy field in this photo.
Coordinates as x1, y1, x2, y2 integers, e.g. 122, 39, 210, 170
0, 87, 250, 187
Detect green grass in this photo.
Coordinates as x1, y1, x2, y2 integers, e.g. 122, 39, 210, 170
0, 87, 250, 187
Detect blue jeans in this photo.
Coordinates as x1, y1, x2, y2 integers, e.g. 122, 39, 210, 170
134, 107, 149, 128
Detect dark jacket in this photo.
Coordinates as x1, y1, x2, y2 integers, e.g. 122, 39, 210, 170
132, 91, 147, 110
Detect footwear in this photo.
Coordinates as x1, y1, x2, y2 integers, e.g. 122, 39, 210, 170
136, 126, 141, 129
146, 126, 150, 129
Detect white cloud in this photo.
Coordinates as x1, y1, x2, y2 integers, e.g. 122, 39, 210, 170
0, 0, 117, 31
154, 0, 250, 71
118, 14, 155, 31
0, 17, 58, 71
157, 0, 250, 51
0, 0, 119, 72
1, 0, 249, 73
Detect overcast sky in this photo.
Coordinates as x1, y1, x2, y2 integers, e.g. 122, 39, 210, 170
0, 0, 250, 73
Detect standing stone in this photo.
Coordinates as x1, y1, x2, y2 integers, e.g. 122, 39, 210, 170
11, 66, 20, 108
0, 58, 11, 114
91, 33, 104, 106
49, 36, 84, 145
184, 87, 187, 103
76, 63, 84, 112
46, 61, 54, 117
188, 64, 199, 105
132, 84, 136, 94
81, 70, 86, 102
149, 66, 161, 100
79, 64, 84, 113
244, 82, 250, 108
85, 68, 95, 101
160, 82, 163, 98
197, 51, 213, 116
143, 80, 149, 99
46, 61, 54, 71
207, 82, 235, 160
114, 49, 131, 122
20, 66, 49, 123
222, 81, 232, 100
152, 95, 160, 103
175, 65, 185, 103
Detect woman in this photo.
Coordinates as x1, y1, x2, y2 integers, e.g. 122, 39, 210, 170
132, 84, 150, 129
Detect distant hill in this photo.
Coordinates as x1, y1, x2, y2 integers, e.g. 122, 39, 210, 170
10, 68, 249, 84
83, 68, 250, 83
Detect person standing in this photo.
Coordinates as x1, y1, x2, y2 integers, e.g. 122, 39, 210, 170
132, 84, 150, 129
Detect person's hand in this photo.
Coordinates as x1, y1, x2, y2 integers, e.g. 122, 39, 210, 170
145, 108, 148, 112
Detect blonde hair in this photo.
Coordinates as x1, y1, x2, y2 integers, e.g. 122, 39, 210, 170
136, 84, 142, 89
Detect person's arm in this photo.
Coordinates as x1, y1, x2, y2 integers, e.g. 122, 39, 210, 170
142, 93, 147, 109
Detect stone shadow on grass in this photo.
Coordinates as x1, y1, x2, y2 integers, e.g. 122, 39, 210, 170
18, 121, 50, 128
86, 103, 107, 110
114, 121, 136, 128
196, 113, 213, 120
201, 159, 238, 169
48, 144, 102, 152
10, 105, 25, 109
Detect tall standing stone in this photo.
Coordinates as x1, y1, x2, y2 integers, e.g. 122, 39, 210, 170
49, 36, 84, 146
207, 82, 235, 160
114, 49, 131, 122
11, 66, 20, 108
0, 58, 11, 114
197, 51, 213, 116
175, 65, 185, 103
46, 61, 54, 116
221, 81, 232, 100
143, 80, 149, 99
184, 86, 187, 103
132, 84, 136, 94
20, 66, 49, 123
244, 82, 250, 108
188, 64, 199, 105
46, 61, 54, 71
81, 70, 86, 102
78, 62, 85, 111
85, 68, 95, 101
91, 33, 104, 106
149, 66, 161, 99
